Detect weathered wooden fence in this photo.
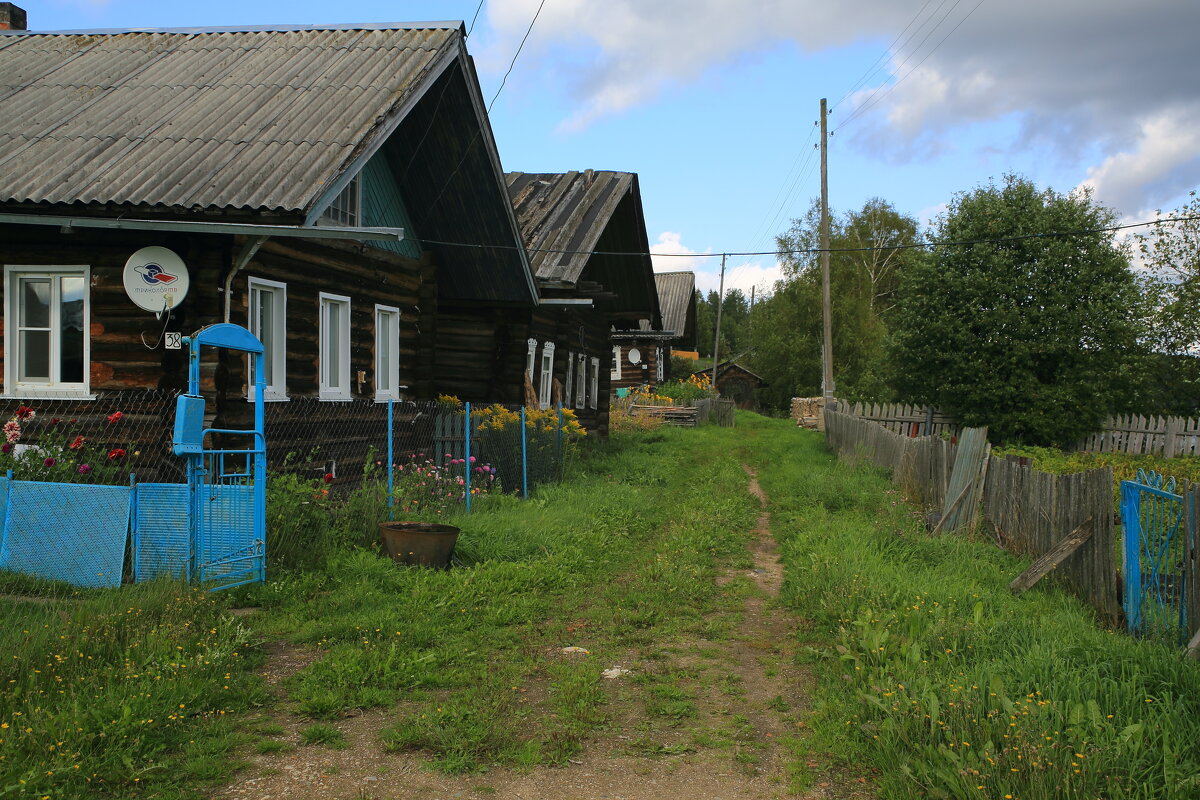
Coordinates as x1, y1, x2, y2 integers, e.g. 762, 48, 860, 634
827, 400, 1200, 458
1078, 413, 1200, 457
825, 409, 1122, 625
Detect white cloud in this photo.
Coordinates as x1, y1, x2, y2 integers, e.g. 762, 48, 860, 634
652, 231, 780, 298
484, 0, 1200, 219
649, 231, 710, 273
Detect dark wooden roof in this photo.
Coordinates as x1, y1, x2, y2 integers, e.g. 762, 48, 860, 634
506, 170, 660, 320
693, 361, 765, 385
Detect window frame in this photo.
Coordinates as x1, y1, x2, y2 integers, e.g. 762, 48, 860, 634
3, 264, 92, 398
589, 357, 600, 409
318, 292, 352, 401
320, 173, 362, 227
610, 345, 622, 380
565, 350, 575, 408
538, 341, 556, 410
656, 346, 664, 383
575, 353, 586, 409
246, 277, 288, 402
374, 304, 401, 402
525, 338, 538, 388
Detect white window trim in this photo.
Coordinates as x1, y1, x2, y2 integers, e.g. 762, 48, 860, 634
565, 350, 575, 409
538, 341, 556, 410
246, 277, 288, 402
610, 345, 622, 380
589, 357, 600, 409
526, 338, 537, 388
656, 347, 664, 383
374, 304, 401, 401
319, 292, 352, 401
320, 173, 362, 227
4, 265, 91, 397
575, 353, 586, 409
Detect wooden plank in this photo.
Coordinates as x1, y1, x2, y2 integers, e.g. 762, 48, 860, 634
1011, 516, 1095, 595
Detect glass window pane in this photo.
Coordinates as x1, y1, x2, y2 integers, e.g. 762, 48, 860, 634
257, 290, 275, 386
59, 277, 86, 384
20, 330, 50, 381
20, 278, 50, 328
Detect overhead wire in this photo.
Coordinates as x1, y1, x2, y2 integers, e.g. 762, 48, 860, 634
836, 0, 987, 133
467, 0, 485, 37
418, 214, 1200, 259
829, 0, 941, 113
488, 0, 547, 112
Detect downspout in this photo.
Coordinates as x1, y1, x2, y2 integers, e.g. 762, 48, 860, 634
224, 235, 269, 323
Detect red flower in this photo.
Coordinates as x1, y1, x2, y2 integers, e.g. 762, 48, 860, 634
106, 411, 124, 425
43, 457, 55, 467
14, 406, 34, 420
49, 417, 61, 426
69, 435, 85, 450
107, 448, 126, 461
323, 473, 334, 484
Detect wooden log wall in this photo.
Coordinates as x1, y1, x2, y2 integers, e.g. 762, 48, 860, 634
825, 409, 1122, 625
609, 339, 666, 390
0, 224, 225, 395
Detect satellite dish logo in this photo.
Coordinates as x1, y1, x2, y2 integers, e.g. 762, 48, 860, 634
134, 263, 179, 285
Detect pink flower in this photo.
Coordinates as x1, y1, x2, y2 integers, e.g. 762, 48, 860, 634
43, 457, 55, 467
469, 456, 476, 463
78, 464, 91, 474
3, 421, 20, 444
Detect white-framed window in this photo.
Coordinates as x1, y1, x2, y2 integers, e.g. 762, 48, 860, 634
575, 353, 586, 409
375, 304, 400, 401
525, 338, 537, 387
538, 341, 556, 410
321, 174, 361, 227
656, 346, 664, 383
319, 292, 351, 400
589, 356, 600, 409
610, 345, 622, 380
565, 351, 575, 407
247, 277, 287, 401
4, 265, 90, 396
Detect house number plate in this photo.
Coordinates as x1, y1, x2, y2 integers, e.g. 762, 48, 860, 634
165, 332, 182, 350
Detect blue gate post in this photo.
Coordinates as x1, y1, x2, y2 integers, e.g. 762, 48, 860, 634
1122, 480, 1145, 633
521, 406, 528, 499
252, 348, 266, 584
0, 469, 12, 568
387, 398, 394, 522
464, 402, 472, 513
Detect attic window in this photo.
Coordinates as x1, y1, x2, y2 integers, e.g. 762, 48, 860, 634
321, 174, 361, 227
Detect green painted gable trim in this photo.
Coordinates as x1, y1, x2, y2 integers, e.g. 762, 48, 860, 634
363, 151, 422, 260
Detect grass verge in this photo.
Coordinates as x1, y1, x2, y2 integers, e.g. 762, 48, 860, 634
737, 413, 1200, 799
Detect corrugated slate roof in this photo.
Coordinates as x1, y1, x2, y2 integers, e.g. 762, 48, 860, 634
0, 25, 458, 213
654, 271, 694, 336
505, 170, 634, 282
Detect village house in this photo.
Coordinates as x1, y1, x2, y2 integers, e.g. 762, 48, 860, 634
494, 170, 662, 436
0, 12, 541, 468
610, 270, 697, 392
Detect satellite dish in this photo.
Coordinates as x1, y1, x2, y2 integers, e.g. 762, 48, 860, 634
628, 347, 642, 365
123, 246, 190, 315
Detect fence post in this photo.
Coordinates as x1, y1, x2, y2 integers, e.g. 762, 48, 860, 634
386, 399, 394, 522
129, 473, 138, 583
0, 469, 12, 568
464, 402, 472, 513
1165, 416, 1182, 459
521, 406, 528, 499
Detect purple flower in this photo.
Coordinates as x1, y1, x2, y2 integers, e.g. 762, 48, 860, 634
78, 464, 91, 474
44, 457, 55, 467
1, 443, 10, 454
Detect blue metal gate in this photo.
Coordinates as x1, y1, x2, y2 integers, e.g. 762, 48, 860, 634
1120, 469, 1191, 641
173, 324, 266, 590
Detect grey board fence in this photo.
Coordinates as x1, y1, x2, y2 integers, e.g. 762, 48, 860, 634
832, 400, 1200, 458
825, 409, 1122, 626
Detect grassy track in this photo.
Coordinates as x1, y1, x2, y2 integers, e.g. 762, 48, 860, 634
737, 413, 1200, 799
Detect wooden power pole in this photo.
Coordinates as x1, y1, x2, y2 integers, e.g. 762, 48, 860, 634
819, 97, 834, 403
711, 253, 726, 393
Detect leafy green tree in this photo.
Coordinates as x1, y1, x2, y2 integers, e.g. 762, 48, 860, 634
891, 175, 1143, 446
749, 197, 927, 407
1136, 192, 1200, 356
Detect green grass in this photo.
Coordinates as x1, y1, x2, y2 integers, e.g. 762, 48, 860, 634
0, 580, 266, 799
299, 723, 348, 749
735, 412, 1200, 799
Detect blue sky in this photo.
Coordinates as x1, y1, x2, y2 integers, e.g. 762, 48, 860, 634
29, 0, 1200, 296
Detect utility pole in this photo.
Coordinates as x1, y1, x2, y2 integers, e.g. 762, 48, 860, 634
711, 253, 726, 393
819, 97, 835, 404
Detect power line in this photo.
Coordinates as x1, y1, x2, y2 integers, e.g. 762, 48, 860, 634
488, 0, 547, 112
419, 213, 1200, 259
830, 0, 941, 113
467, 0, 485, 37
837, 0, 986, 133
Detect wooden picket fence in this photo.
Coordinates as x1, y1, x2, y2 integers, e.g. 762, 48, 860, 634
825, 409, 1121, 625
830, 400, 1200, 458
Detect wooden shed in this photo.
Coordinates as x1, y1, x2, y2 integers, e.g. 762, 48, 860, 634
695, 361, 765, 410
0, 19, 536, 449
